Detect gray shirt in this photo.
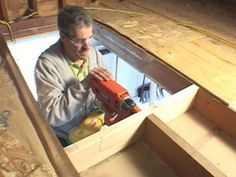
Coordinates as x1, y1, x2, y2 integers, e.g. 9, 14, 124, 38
34, 40, 106, 139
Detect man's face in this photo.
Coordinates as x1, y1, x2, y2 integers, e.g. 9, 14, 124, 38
61, 26, 93, 61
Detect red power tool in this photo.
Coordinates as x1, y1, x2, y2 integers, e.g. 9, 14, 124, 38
91, 79, 141, 125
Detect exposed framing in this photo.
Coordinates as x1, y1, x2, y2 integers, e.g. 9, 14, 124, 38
28, 0, 38, 11
0, 0, 68, 22
0, 16, 57, 40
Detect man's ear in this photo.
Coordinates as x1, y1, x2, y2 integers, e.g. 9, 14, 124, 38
59, 32, 66, 40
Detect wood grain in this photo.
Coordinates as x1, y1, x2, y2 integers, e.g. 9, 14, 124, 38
0, 34, 79, 177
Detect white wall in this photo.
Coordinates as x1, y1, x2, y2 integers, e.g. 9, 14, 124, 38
7, 31, 59, 99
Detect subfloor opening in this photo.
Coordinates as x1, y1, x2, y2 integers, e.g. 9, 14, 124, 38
7, 31, 170, 109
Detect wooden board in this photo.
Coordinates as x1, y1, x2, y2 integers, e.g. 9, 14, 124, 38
64, 109, 148, 172
150, 84, 236, 177
144, 114, 225, 177
0, 34, 79, 177
65, 101, 226, 176
168, 110, 236, 177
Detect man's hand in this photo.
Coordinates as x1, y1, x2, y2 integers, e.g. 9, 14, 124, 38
89, 67, 112, 81
82, 67, 113, 88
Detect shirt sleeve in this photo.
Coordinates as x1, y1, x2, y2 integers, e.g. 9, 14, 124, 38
34, 57, 95, 127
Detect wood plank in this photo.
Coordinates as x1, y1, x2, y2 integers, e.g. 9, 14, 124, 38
152, 84, 198, 123
0, 34, 79, 177
168, 110, 217, 150
130, 0, 236, 45
0, 16, 57, 40
157, 42, 236, 107
168, 109, 236, 177
144, 114, 226, 177
65, 109, 149, 172
193, 38, 236, 65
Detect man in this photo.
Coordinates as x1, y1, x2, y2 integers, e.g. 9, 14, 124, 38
34, 5, 112, 146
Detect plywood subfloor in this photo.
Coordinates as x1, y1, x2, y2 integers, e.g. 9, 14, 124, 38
168, 109, 236, 177
86, 0, 236, 110
0, 57, 57, 177
80, 141, 178, 177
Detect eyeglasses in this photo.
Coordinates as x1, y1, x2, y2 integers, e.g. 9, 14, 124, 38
63, 32, 93, 46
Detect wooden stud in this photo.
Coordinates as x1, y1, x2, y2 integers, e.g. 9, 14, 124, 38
58, 0, 67, 9
28, 0, 38, 11
0, 16, 57, 40
0, 0, 9, 21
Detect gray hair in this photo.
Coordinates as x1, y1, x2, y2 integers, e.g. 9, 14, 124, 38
57, 5, 93, 36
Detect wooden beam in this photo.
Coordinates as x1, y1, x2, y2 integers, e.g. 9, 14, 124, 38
0, 16, 57, 40
58, 0, 67, 9
0, 0, 9, 21
144, 114, 226, 177
93, 20, 191, 94
0, 34, 79, 177
65, 110, 146, 173
28, 0, 38, 11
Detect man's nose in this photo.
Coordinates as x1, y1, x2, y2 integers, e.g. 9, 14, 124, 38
82, 39, 91, 48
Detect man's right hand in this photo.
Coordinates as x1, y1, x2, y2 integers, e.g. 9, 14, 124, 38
82, 67, 113, 88
89, 67, 112, 81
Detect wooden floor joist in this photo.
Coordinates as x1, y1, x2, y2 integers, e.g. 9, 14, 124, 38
0, 34, 79, 177
0, 0, 8, 21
